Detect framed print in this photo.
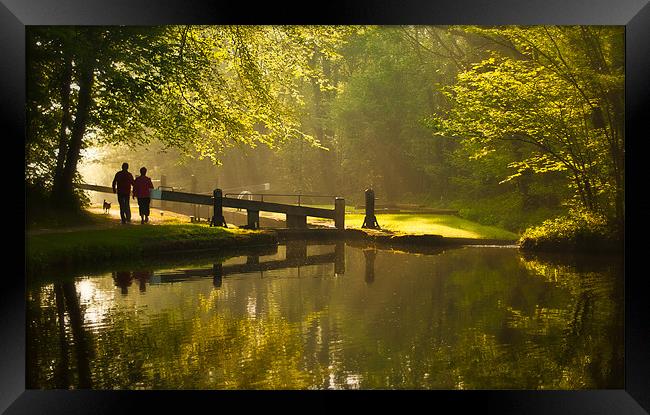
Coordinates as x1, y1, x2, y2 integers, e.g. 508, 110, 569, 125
6, 0, 649, 413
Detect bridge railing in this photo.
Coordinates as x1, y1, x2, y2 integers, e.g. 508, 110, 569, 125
224, 193, 337, 207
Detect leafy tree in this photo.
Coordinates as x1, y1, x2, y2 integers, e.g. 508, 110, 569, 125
26, 26, 346, 207
428, 26, 624, 227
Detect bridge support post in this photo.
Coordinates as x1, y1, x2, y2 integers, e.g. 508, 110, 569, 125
286, 214, 307, 229
210, 188, 227, 227
361, 188, 380, 229
247, 210, 260, 229
335, 197, 345, 230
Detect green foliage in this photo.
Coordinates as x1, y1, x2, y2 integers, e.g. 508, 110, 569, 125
25, 26, 355, 198
519, 209, 621, 252
428, 26, 624, 222
26, 26, 178, 187
151, 26, 332, 160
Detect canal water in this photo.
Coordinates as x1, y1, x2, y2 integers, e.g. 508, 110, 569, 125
26, 242, 623, 390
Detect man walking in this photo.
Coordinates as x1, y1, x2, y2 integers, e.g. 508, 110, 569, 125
112, 162, 135, 224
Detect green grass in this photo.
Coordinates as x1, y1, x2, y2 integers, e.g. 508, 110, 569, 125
27, 222, 277, 274
26, 206, 112, 230
345, 213, 519, 240
302, 204, 517, 239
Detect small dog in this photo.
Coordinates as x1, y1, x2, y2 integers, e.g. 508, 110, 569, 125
103, 199, 111, 214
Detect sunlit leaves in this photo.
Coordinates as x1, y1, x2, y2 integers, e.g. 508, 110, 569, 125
428, 26, 624, 217
150, 25, 358, 163
27, 25, 357, 183
518, 208, 619, 252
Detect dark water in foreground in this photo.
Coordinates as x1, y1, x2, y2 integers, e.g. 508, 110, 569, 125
27, 242, 623, 390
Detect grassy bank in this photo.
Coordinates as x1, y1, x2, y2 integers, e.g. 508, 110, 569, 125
27, 222, 277, 275
345, 213, 519, 240
27, 204, 110, 230
26, 206, 520, 276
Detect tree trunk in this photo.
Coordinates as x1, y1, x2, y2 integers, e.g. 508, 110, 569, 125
573, 174, 588, 209
578, 174, 597, 212
52, 51, 73, 187
583, 177, 596, 211
53, 55, 95, 207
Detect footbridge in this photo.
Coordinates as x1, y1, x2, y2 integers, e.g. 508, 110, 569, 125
77, 183, 345, 230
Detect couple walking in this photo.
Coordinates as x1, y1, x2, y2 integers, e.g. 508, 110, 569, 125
112, 162, 154, 224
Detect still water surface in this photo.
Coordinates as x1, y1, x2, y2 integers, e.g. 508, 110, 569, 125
27, 243, 623, 389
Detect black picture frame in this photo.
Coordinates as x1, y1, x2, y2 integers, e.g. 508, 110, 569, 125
6, 0, 649, 413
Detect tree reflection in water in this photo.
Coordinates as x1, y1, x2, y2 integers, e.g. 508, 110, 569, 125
26, 244, 623, 390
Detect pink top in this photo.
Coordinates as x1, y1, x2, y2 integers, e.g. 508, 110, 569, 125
133, 175, 154, 198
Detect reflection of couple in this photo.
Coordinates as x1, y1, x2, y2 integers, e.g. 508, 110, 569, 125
112, 162, 154, 224
113, 270, 153, 294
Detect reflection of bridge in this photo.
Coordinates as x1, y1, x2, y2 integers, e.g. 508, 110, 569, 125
152, 241, 346, 287
113, 242, 387, 294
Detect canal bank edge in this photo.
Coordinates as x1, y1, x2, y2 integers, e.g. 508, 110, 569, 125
34, 223, 624, 277
26, 225, 523, 275
277, 228, 518, 246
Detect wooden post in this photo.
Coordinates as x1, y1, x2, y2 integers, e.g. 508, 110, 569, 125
210, 188, 227, 227
286, 214, 307, 229
361, 188, 380, 229
334, 197, 345, 230
247, 210, 260, 229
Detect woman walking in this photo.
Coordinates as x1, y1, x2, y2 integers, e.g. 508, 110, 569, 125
133, 167, 154, 224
